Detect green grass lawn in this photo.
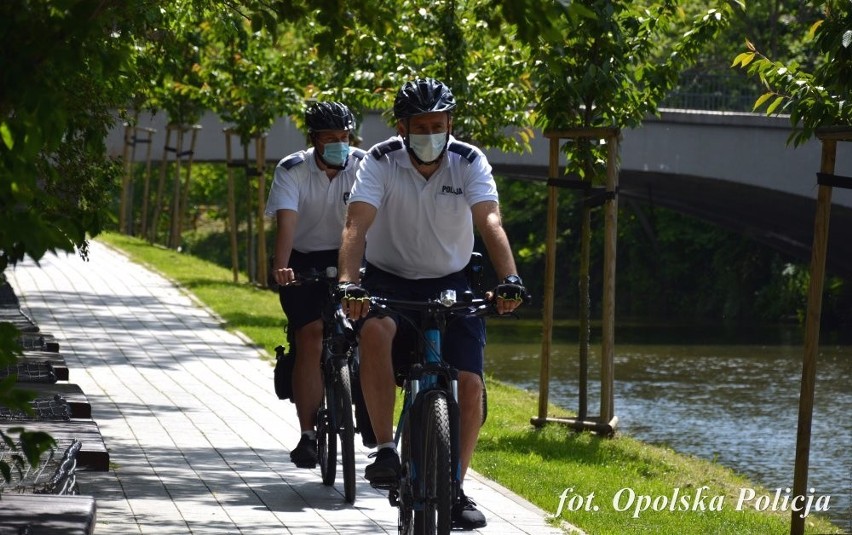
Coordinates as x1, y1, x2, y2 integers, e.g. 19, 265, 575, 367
98, 232, 843, 535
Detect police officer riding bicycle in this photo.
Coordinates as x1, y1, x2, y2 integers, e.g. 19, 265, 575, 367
265, 101, 365, 469
337, 78, 526, 530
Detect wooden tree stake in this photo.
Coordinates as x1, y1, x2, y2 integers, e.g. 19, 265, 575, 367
531, 128, 620, 437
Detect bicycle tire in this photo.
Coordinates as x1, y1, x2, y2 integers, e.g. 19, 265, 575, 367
413, 391, 452, 535
318, 362, 338, 487
335, 362, 357, 504
398, 407, 415, 535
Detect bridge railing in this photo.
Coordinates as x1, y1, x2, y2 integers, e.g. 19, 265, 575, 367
660, 70, 763, 112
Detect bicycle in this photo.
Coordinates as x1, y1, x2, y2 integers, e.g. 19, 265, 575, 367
367, 288, 496, 535
280, 267, 361, 504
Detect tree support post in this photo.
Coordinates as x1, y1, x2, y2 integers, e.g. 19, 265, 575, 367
149, 126, 173, 243
535, 135, 559, 422
120, 118, 155, 236
531, 128, 620, 437
135, 126, 156, 239
168, 124, 202, 250
149, 124, 201, 246
120, 122, 133, 235
254, 134, 269, 287
222, 129, 269, 286
790, 127, 852, 535
224, 128, 240, 283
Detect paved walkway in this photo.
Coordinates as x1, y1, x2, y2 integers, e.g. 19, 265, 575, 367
7, 240, 571, 535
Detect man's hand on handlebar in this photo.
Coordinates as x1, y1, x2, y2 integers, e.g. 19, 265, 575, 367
490, 274, 527, 315
336, 282, 370, 319
273, 266, 295, 286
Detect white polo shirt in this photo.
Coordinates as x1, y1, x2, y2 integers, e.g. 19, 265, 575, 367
349, 135, 498, 279
264, 147, 365, 252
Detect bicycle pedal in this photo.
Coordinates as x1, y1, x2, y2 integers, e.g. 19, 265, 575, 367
369, 479, 399, 491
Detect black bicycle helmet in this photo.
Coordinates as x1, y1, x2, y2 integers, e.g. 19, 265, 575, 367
393, 78, 456, 119
305, 101, 356, 132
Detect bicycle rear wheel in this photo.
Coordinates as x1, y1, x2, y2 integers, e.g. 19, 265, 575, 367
335, 362, 356, 504
413, 391, 452, 535
317, 365, 338, 486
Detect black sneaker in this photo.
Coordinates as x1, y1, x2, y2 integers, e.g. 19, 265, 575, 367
452, 490, 487, 530
364, 447, 400, 486
290, 435, 317, 468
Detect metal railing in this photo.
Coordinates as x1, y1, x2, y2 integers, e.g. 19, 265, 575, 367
661, 71, 763, 112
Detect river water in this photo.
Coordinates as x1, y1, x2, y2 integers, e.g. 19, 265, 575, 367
484, 320, 851, 529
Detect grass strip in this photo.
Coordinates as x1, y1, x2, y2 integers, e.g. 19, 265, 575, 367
98, 232, 842, 535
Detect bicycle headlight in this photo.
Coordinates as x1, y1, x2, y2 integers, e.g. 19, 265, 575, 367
438, 289, 457, 307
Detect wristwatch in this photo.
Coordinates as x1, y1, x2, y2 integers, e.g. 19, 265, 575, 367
503, 274, 523, 285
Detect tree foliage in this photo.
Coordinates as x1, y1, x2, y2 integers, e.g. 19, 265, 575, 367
295, 0, 535, 152
494, 0, 743, 180
0, 0, 148, 484
200, 9, 304, 144
733, 0, 852, 145
0, 0, 311, 487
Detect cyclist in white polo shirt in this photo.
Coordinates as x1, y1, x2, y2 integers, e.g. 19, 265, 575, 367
265, 101, 365, 469
337, 78, 526, 530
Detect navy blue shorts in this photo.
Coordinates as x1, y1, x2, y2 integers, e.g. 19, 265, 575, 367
361, 263, 486, 378
278, 249, 338, 330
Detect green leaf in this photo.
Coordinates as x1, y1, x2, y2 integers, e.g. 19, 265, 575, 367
19, 430, 56, 466
766, 96, 785, 115
0, 122, 13, 149
753, 92, 773, 111
732, 52, 754, 68
808, 20, 823, 40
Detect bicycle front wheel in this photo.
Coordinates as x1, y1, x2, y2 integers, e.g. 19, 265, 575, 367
335, 362, 356, 504
413, 391, 452, 535
398, 403, 414, 535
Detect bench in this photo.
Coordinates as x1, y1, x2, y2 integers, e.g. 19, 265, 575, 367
0, 495, 96, 535
0, 360, 58, 383
15, 351, 70, 381
1, 285, 99, 533
16, 383, 93, 419
17, 332, 60, 352
0, 307, 39, 333
7, 420, 111, 472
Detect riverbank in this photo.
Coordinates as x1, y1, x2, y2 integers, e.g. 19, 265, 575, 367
98, 232, 843, 534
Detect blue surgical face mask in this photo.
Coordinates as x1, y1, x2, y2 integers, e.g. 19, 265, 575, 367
408, 133, 447, 163
322, 141, 350, 167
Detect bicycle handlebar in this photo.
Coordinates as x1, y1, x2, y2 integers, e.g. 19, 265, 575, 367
369, 290, 495, 319
284, 266, 339, 286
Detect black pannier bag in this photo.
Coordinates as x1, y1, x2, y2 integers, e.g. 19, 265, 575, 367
273, 344, 295, 401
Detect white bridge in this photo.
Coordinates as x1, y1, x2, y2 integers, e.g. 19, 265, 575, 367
108, 109, 852, 278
